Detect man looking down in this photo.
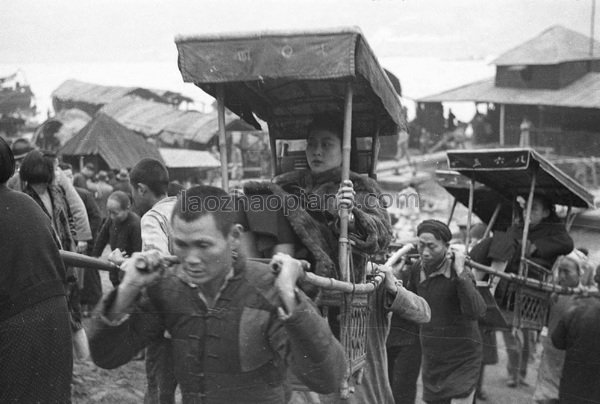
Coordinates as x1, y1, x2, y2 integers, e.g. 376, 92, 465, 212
89, 185, 346, 404
409, 219, 486, 404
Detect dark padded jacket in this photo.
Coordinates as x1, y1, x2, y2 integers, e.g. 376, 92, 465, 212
0, 186, 67, 322
89, 258, 346, 404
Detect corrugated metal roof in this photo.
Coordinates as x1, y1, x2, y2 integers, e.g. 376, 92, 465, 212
52, 79, 190, 108
158, 148, 220, 169
418, 73, 600, 109
150, 89, 194, 103
100, 96, 187, 137
492, 25, 600, 66
52, 79, 135, 105
160, 111, 258, 144
159, 111, 214, 142
60, 113, 163, 169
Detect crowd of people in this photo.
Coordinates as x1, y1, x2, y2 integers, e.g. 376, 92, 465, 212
1, 113, 600, 404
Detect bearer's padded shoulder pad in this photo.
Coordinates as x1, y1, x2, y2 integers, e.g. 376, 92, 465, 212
242, 259, 281, 307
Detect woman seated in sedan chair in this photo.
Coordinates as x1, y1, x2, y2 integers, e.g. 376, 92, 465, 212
239, 114, 430, 404
239, 114, 393, 281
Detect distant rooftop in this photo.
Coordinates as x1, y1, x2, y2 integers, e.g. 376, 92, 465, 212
492, 25, 600, 66
418, 73, 600, 109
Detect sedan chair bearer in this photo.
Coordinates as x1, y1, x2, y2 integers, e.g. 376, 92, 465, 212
89, 185, 346, 404
406, 220, 487, 404
241, 115, 431, 403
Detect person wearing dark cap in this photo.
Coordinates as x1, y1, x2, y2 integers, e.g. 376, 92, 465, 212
406, 219, 486, 404
0, 137, 73, 402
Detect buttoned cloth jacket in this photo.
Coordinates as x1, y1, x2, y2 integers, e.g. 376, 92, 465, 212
89, 258, 346, 404
413, 258, 486, 402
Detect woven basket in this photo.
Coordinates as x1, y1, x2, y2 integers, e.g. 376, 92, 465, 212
319, 290, 371, 374
502, 283, 550, 331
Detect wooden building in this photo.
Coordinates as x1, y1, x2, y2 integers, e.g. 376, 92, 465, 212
418, 26, 600, 156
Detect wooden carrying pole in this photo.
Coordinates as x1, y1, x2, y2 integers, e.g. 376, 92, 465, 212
338, 82, 353, 282
303, 243, 414, 293
305, 271, 383, 294
466, 258, 598, 296
216, 85, 229, 192
60, 250, 118, 272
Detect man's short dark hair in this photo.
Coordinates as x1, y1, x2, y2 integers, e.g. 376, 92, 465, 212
0, 137, 15, 183
172, 185, 237, 237
20, 150, 54, 185
130, 158, 169, 197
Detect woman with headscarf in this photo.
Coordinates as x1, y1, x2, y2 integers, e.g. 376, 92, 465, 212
0, 138, 73, 402
533, 251, 583, 404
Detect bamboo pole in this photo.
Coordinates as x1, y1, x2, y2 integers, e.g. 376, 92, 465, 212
269, 131, 278, 176
216, 85, 229, 191
338, 82, 353, 282
499, 104, 506, 146
370, 124, 381, 178
483, 203, 502, 239
520, 172, 537, 277
591, 0, 597, 57
304, 271, 383, 294
466, 258, 599, 296
465, 178, 475, 248
447, 199, 458, 226
516, 171, 537, 330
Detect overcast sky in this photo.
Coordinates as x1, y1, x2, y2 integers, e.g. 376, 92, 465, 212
1, 0, 597, 63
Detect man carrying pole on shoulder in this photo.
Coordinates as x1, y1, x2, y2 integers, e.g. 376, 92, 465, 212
89, 185, 346, 404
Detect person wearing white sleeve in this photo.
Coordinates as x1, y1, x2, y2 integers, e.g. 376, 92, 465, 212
129, 158, 177, 404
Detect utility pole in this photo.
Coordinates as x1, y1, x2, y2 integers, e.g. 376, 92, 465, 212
592, 0, 597, 56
